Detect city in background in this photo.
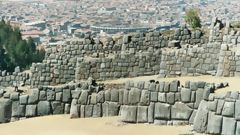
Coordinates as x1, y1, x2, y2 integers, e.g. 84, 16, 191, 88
0, 0, 239, 47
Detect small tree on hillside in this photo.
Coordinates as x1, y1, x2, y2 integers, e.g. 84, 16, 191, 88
185, 9, 202, 29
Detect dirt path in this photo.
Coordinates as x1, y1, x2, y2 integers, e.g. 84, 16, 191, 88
0, 115, 192, 135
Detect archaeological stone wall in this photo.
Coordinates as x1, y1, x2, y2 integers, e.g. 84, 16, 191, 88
68, 80, 228, 125
0, 69, 31, 87
0, 80, 102, 123
193, 91, 240, 135
0, 78, 234, 135
28, 24, 206, 87
75, 51, 161, 80
2, 18, 240, 88
159, 42, 221, 77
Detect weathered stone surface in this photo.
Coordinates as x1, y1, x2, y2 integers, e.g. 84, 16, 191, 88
18, 105, 26, 117
93, 104, 102, 117
203, 87, 211, 100
194, 88, 204, 108
78, 91, 88, 105
137, 106, 148, 123
55, 92, 62, 101
190, 82, 198, 91
64, 104, 70, 114
119, 89, 124, 105
140, 90, 150, 106
0, 99, 12, 123
121, 106, 137, 123
11, 101, 20, 117
10, 92, 19, 101
128, 88, 141, 105
230, 91, 239, 99
51, 101, 64, 114
148, 102, 154, 123
39, 91, 47, 100
20, 95, 28, 105
216, 99, 225, 115
159, 82, 165, 92
236, 122, 240, 135
154, 120, 167, 125
70, 99, 79, 118
171, 102, 193, 120
80, 105, 85, 118
189, 110, 197, 124
47, 90, 55, 101
97, 91, 105, 103
208, 99, 218, 112
149, 83, 156, 91
154, 103, 171, 119
170, 80, 179, 92
71, 90, 81, 99
104, 90, 111, 101
175, 92, 181, 102
150, 92, 158, 102
28, 89, 39, 104
193, 100, 208, 133
102, 102, 119, 116
181, 88, 191, 103
166, 92, 175, 105
206, 112, 222, 134
62, 89, 71, 103
25, 105, 37, 117
85, 105, 93, 117
158, 93, 166, 102
235, 100, 240, 120
110, 90, 119, 102
164, 82, 170, 92
37, 101, 51, 116
222, 101, 235, 117
222, 117, 236, 135
123, 90, 129, 105
90, 93, 97, 105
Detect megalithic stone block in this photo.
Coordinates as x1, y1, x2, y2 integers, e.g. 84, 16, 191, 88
0, 99, 12, 123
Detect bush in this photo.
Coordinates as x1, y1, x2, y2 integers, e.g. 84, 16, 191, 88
184, 9, 202, 29
0, 19, 45, 72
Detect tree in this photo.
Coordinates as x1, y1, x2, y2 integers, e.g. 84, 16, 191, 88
185, 9, 202, 29
0, 20, 45, 72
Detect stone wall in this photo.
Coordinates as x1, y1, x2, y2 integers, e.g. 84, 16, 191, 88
28, 24, 206, 87
0, 79, 232, 135
75, 51, 161, 80
159, 42, 221, 77
68, 80, 227, 125
0, 80, 101, 123
2, 18, 240, 88
193, 91, 240, 135
119, 80, 219, 125
0, 69, 30, 87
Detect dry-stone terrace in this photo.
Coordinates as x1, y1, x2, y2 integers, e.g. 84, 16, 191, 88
1, 17, 240, 134
0, 79, 228, 125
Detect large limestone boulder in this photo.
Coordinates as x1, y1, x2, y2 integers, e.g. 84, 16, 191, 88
37, 101, 51, 116
121, 106, 137, 123
70, 99, 79, 118
154, 103, 171, 120
193, 100, 209, 133
206, 112, 222, 134
0, 99, 12, 123
171, 102, 193, 120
